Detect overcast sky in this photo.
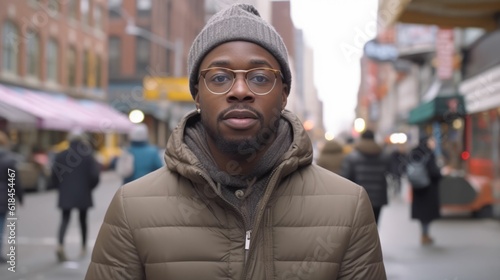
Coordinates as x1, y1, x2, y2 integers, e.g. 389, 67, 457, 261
290, 0, 379, 135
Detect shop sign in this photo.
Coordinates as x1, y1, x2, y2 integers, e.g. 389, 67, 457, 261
364, 39, 398, 62
143, 77, 193, 102
436, 28, 455, 80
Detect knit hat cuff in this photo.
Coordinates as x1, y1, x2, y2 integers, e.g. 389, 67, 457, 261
187, 6, 291, 98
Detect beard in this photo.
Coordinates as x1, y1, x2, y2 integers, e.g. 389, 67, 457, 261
202, 105, 280, 158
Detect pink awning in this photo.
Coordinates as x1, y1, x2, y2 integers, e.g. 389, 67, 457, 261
0, 84, 134, 133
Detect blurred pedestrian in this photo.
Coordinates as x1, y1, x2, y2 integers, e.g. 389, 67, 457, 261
51, 129, 101, 262
408, 135, 442, 245
388, 145, 407, 195
86, 4, 385, 279
116, 123, 163, 184
0, 131, 24, 263
341, 129, 391, 225
343, 136, 355, 154
316, 139, 345, 174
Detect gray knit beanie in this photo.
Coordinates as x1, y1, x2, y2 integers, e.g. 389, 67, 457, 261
188, 3, 291, 98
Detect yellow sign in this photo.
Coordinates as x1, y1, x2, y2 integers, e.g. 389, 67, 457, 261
143, 77, 193, 102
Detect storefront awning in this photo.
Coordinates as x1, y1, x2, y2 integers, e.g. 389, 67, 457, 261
0, 100, 37, 130
379, 0, 500, 31
0, 84, 134, 133
408, 95, 466, 125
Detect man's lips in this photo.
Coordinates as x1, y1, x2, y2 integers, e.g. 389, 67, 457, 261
221, 109, 259, 130
222, 109, 258, 120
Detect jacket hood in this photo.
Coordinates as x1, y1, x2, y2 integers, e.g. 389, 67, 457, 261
164, 110, 313, 183
321, 140, 343, 154
354, 139, 383, 155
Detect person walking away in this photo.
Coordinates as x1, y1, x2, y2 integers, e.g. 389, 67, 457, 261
341, 129, 391, 225
117, 123, 163, 184
51, 130, 101, 261
86, 4, 386, 279
343, 136, 355, 155
316, 138, 345, 174
408, 135, 442, 245
0, 131, 24, 264
388, 145, 407, 196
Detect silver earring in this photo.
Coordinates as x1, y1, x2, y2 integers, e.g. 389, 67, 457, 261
196, 108, 201, 114
281, 109, 285, 114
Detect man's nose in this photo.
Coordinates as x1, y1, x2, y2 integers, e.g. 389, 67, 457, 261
226, 75, 255, 102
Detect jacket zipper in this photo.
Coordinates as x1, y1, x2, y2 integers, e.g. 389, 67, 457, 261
195, 170, 252, 263
241, 166, 282, 280
196, 165, 283, 280
245, 229, 251, 265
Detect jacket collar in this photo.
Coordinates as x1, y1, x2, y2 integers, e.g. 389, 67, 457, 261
164, 109, 313, 183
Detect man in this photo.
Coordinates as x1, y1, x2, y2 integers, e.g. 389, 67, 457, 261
86, 4, 386, 280
117, 123, 163, 184
341, 130, 391, 225
316, 139, 345, 175
52, 130, 101, 261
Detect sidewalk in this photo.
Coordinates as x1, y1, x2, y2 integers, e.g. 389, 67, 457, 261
379, 188, 500, 280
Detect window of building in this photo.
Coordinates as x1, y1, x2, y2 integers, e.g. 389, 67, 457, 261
46, 39, 59, 82
28, 0, 42, 8
67, 47, 77, 86
108, 0, 122, 18
136, 0, 152, 17
83, 49, 90, 87
470, 111, 494, 159
135, 37, 150, 76
108, 36, 121, 77
2, 21, 19, 74
80, 0, 89, 25
94, 5, 104, 30
47, 0, 60, 16
68, 0, 78, 20
26, 32, 40, 78
95, 55, 102, 88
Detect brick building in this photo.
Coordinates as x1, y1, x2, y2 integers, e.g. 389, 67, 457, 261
107, 0, 205, 146
0, 0, 109, 100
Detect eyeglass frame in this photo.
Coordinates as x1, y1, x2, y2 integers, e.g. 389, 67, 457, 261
198, 67, 284, 95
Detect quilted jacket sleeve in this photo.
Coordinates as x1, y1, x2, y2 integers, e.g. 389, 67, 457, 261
85, 187, 144, 280
338, 187, 387, 280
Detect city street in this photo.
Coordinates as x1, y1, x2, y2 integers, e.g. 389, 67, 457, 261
1, 171, 500, 280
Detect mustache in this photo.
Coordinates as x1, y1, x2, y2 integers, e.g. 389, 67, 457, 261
217, 105, 263, 121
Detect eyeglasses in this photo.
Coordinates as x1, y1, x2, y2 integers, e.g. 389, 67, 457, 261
198, 67, 283, 95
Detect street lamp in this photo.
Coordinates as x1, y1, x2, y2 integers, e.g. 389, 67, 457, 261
354, 118, 366, 133
113, 7, 183, 77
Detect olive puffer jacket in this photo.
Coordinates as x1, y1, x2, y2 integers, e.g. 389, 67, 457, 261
86, 111, 386, 280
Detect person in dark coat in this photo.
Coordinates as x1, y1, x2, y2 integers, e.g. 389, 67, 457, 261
51, 130, 101, 261
316, 139, 345, 174
408, 135, 442, 245
341, 129, 391, 225
388, 145, 408, 195
0, 131, 24, 263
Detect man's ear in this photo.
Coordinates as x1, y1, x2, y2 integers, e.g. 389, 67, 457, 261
281, 84, 288, 110
195, 87, 200, 109
193, 84, 199, 98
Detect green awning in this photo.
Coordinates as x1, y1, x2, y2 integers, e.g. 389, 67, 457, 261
408, 95, 466, 125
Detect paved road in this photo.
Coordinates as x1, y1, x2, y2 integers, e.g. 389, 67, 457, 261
1, 171, 120, 280
1, 171, 500, 279
380, 185, 500, 280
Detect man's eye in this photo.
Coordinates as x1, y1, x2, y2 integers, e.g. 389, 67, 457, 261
210, 74, 231, 83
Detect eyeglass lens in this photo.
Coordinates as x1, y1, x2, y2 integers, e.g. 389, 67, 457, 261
203, 68, 277, 95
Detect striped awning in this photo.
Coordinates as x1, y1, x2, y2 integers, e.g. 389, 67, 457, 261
0, 84, 134, 133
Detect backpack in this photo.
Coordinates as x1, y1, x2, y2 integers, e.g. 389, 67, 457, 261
406, 155, 430, 189
115, 149, 134, 178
